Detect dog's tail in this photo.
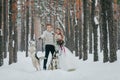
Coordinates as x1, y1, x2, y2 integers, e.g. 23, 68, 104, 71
35, 53, 39, 60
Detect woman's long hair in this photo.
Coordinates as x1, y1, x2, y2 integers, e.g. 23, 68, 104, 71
55, 28, 64, 40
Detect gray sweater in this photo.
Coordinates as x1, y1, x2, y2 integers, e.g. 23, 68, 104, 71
41, 30, 54, 46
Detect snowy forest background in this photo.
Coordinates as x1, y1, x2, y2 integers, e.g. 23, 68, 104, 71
0, 0, 120, 66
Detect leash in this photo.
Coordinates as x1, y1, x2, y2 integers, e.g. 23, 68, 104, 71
35, 40, 39, 60
35, 52, 39, 60
60, 45, 66, 54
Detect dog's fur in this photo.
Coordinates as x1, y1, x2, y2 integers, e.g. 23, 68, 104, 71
29, 41, 45, 71
48, 54, 59, 70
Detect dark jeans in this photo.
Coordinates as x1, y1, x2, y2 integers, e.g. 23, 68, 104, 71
43, 44, 55, 69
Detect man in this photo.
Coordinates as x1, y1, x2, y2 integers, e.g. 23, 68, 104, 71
39, 24, 55, 70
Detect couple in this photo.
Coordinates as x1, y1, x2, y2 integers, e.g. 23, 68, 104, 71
39, 24, 78, 71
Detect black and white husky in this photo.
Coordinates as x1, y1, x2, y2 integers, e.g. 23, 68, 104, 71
48, 54, 59, 70
29, 41, 45, 71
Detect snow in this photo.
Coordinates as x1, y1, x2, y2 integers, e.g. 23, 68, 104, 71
0, 50, 120, 80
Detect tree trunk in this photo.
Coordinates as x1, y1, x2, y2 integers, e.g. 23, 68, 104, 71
75, 24, 79, 56
89, 1, 93, 54
98, 0, 103, 52
20, 3, 25, 51
3, 0, 8, 58
118, 19, 120, 49
0, 0, 3, 66
69, 14, 75, 52
76, 0, 82, 59
69, 0, 75, 52
117, 4, 120, 49
13, 0, 18, 63
65, 1, 69, 48
100, 0, 109, 62
31, 0, 34, 40
83, 0, 88, 60
78, 19, 82, 59
26, 0, 29, 57
92, 0, 98, 61
13, 23, 18, 63
118, 5, 120, 49
10, 0, 18, 63
9, 0, 13, 65
106, 0, 117, 62
31, 15, 34, 40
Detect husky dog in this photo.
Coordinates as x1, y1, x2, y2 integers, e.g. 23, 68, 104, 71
48, 54, 59, 70
29, 41, 45, 71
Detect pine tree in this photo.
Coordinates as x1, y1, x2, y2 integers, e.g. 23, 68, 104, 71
0, 0, 3, 66
75, 24, 79, 56
69, 0, 75, 52
9, 0, 14, 65
64, 0, 70, 48
75, 0, 82, 59
3, 0, 8, 58
88, 0, 93, 54
31, 0, 34, 40
106, 0, 117, 62
83, 0, 88, 60
20, 0, 25, 51
26, 0, 29, 57
92, 0, 98, 61
100, 0, 109, 62
118, 3, 120, 49
13, 0, 18, 63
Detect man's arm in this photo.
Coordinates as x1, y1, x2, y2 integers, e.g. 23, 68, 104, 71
38, 31, 46, 40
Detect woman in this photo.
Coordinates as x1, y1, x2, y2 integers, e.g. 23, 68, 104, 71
55, 28, 79, 71
54, 28, 65, 53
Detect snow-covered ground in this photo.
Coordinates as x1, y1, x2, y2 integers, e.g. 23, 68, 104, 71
0, 50, 120, 80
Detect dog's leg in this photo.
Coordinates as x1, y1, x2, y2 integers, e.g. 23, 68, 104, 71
34, 61, 39, 71
37, 60, 40, 70
36, 59, 40, 71
32, 61, 38, 71
48, 59, 53, 70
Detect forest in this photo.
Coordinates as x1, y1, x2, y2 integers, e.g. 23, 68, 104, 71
0, 0, 120, 67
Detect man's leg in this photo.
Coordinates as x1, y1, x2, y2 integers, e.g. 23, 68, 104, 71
50, 45, 55, 56
43, 45, 50, 70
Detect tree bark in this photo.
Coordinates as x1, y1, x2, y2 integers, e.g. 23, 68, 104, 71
106, 0, 117, 62
75, 24, 79, 56
0, 0, 3, 66
65, 1, 69, 48
31, 0, 34, 40
26, 0, 29, 57
20, 3, 25, 51
100, 0, 109, 62
89, 1, 93, 54
9, 0, 14, 65
3, 0, 8, 58
13, 0, 18, 63
83, 0, 88, 60
92, 0, 98, 61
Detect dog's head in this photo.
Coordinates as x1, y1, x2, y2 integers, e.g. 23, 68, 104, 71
29, 41, 36, 55
29, 41, 36, 47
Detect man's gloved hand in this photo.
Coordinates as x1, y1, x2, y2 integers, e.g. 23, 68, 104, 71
38, 37, 41, 40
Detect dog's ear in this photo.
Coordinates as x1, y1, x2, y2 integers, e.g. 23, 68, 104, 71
29, 41, 32, 46
29, 40, 35, 45
32, 39, 35, 41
